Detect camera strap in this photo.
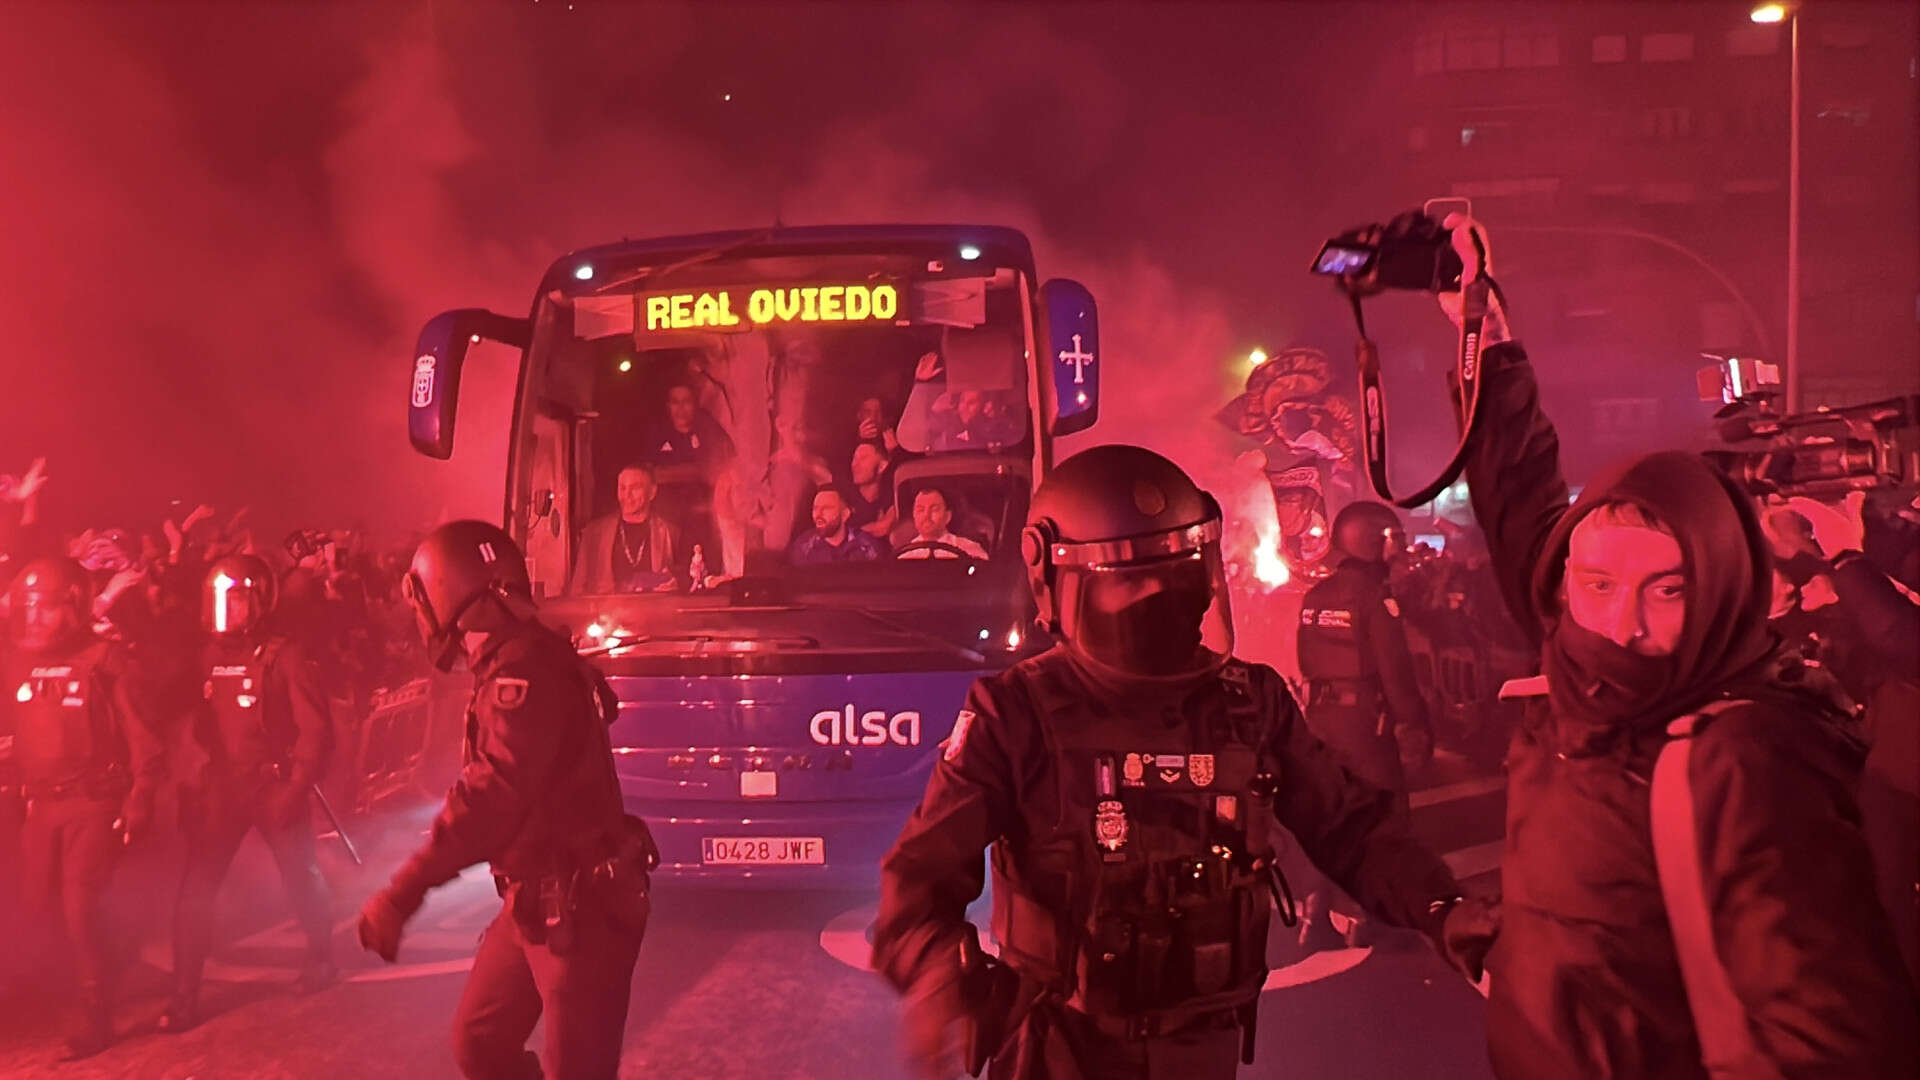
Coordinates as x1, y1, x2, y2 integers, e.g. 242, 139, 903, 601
1349, 273, 1499, 509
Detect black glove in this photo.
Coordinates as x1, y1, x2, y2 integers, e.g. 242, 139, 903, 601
901, 966, 968, 1080
1440, 895, 1500, 982
113, 800, 151, 848
357, 883, 424, 963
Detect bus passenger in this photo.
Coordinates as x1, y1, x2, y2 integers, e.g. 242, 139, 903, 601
570, 464, 681, 594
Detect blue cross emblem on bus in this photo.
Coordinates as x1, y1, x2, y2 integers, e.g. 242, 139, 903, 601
1039, 278, 1100, 436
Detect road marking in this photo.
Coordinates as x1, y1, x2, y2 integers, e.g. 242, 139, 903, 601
139, 868, 498, 985
1410, 775, 1506, 809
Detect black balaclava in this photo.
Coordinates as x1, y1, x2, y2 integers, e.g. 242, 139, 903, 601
1531, 451, 1778, 750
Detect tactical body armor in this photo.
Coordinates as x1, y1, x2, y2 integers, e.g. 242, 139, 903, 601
989, 653, 1286, 1032
6, 637, 131, 799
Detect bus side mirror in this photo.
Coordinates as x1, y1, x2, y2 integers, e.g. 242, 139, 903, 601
1036, 279, 1099, 437
409, 309, 531, 459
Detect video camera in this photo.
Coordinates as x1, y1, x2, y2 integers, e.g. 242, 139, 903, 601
1310, 208, 1465, 295
1698, 355, 1920, 497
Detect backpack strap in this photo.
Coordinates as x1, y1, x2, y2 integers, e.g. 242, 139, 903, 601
1650, 699, 1764, 1076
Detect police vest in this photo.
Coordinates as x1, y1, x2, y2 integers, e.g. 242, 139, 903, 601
1297, 565, 1383, 690
6, 638, 127, 792
990, 656, 1283, 1024
200, 636, 290, 777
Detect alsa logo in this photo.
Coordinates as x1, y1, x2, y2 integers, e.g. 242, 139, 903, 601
810, 705, 922, 747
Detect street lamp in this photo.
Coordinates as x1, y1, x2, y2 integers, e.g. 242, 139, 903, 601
1751, 1, 1802, 409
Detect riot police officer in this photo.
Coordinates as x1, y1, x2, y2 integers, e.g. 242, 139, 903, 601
2, 557, 164, 1059
872, 446, 1473, 1080
356, 521, 654, 1080
158, 555, 336, 1033
1296, 501, 1434, 805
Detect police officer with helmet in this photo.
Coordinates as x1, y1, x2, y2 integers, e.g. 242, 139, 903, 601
1297, 500, 1434, 804
1, 557, 164, 1059
159, 554, 336, 1033
872, 446, 1478, 1079
356, 521, 655, 1080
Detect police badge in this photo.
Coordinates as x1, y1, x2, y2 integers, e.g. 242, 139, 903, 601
1094, 798, 1129, 855
1189, 753, 1216, 788
1122, 753, 1145, 786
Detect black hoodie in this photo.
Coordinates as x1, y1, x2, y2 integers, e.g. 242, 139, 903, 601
1462, 343, 1917, 1080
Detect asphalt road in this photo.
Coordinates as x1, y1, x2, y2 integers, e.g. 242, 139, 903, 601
0, 756, 1505, 1079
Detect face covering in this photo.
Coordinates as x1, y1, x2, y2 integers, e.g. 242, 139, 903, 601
1533, 451, 1778, 748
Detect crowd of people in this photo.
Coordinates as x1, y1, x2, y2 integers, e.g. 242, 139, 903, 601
0, 461, 438, 1058
568, 352, 1011, 595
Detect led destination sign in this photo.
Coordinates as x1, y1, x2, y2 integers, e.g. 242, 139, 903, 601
639, 283, 901, 332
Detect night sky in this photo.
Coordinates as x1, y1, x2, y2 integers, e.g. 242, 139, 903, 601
2, 1, 1910, 538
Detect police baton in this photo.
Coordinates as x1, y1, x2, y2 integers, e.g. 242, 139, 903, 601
311, 784, 363, 866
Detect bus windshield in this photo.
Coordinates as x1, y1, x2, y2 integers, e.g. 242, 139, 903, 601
521, 257, 1033, 595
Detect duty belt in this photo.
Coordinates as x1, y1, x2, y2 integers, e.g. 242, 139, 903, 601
1307, 680, 1377, 708
492, 852, 634, 898
1077, 1004, 1244, 1042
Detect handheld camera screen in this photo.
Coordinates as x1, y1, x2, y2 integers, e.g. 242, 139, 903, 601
1312, 243, 1375, 277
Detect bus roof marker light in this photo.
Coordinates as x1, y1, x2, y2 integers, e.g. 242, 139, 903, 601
574, 264, 594, 281
959, 244, 982, 261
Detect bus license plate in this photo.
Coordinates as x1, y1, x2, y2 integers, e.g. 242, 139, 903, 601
702, 836, 825, 866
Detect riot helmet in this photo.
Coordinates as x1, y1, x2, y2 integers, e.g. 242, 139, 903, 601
402, 520, 535, 671
1331, 501, 1406, 565
1023, 445, 1233, 689
8, 557, 92, 653
202, 554, 276, 637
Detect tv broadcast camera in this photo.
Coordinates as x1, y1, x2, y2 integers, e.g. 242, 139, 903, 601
1698, 355, 1920, 497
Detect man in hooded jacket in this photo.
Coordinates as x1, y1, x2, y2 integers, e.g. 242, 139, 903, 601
1441, 214, 1918, 1078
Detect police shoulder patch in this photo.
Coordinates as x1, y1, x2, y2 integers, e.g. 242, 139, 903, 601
943, 709, 976, 763
489, 677, 530, 710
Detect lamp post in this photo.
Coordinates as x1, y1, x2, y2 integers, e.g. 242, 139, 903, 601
1751, 1, 1802, 410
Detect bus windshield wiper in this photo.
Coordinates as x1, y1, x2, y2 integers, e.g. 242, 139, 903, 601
800, 602, 988, 666
591, 229, 777, 296
579, 630, 820, 659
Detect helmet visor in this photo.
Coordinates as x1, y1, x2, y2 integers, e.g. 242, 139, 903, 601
1060, 543, 1234, 680
205, 571, 267, 635
15, 584, 82, 650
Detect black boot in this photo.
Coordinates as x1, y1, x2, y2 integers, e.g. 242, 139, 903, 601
62, 985, 112, 1060
155, 984, 201, 1034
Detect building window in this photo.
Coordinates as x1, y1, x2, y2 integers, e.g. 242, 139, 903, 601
1815, 102, 1872, 127
1814, 22, 1871, 49
1414, 32, 1444, 75
1460, 120, 1516, 148
1504, 31, 1560, 68
1446, 29, 1502, 71
1815, 175, 1873, 207
1641, 32, 1694, 62
1592, 34, 1627, 63
1637, 181, 1699, 204
1725, 26, 1780, 56
1643, 106, 1693, 140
